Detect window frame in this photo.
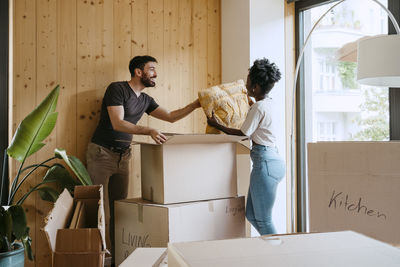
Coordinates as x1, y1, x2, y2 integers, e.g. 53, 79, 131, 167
294, 0, 400, 232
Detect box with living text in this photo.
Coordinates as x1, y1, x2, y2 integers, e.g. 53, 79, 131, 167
114, 196, 245, 266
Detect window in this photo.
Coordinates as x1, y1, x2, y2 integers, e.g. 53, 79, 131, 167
294, 0, 399, 232
317, 121, 336, 141
318, 59, 336, 91
304, 0, 389, 144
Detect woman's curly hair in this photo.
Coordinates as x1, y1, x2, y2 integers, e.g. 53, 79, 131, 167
248, 58, 281, 94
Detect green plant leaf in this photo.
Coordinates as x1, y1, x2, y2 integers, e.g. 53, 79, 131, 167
22, 228, 33, 260
7, 85, 59, 162
8, 205, 28, 240
55, 148, 93, 185
43, 165, 79, 192
37, 187, 60, 202
0, 207, 12, 245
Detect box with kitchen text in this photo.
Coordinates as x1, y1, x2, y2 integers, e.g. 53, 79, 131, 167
308, 142, 400, 246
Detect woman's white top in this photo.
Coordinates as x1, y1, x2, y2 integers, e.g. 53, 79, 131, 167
240, 97, 276, 147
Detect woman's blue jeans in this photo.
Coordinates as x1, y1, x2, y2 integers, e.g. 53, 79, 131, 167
246, 144, 286, 235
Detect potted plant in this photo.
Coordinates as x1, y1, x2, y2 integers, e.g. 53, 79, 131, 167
0, 85, 92, 265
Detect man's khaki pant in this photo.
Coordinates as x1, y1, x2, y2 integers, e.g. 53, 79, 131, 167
86, 142, 131, 260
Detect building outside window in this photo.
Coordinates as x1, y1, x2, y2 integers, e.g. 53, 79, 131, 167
317, 121, 337, 141
304, 0, 389, 143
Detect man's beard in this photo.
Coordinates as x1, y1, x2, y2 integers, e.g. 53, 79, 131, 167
141, 74, 156, 87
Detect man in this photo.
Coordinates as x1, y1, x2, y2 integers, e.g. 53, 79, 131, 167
86, 55, 200, 262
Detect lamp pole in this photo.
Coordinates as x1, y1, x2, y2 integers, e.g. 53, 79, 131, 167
290, 0, 400, 233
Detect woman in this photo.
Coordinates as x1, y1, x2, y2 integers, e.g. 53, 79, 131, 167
207, 58, 285, 235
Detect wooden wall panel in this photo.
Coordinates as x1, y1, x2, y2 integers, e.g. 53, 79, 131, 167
77, 0, 97, 161
147, 0, 164, 130
36, 1, 57, 265
207, 0, 221, 87
129, 0, 149, 198
13, 1, 37, 267
12, 0, 221, 265
114, 0, 131, 82
163, 0, 179, 133
193, 0, 208, 133
57, 0, 77, 158
177, 0, 193, 133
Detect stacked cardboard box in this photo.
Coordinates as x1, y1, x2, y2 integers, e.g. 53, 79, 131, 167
114, 134, 249, 266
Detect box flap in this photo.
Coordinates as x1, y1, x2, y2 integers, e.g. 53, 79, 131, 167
117, 197, 244, 208
97, 185, 107, 251
164, 134, 247, 144
74, 185, 101, 199
119, 248, 167, 267
44, 189, 74, 252
168, 231, 400, 266
137, 134, 247, 145
237, 140, 251, 154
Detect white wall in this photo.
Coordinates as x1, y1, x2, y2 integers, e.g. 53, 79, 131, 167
222, 0, 287, 235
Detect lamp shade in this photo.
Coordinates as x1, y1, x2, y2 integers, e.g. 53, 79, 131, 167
357, 34, 400, 87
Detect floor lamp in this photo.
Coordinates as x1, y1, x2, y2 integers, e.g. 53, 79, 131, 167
290, 0, 400, 232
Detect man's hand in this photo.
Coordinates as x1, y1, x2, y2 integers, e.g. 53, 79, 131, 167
150, 129, 167, 144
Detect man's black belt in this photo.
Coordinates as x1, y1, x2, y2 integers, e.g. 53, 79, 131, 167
101, 143, 129, 153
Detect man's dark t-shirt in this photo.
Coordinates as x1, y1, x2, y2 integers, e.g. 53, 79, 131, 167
91, 81, 159, 149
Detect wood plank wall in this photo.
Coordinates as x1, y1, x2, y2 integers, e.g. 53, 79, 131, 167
11, 0, 221, 266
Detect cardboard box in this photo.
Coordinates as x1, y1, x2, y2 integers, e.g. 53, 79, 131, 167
140, 134, 247, 204
119, 248, 167, 267
168, 231, 400, 267
44, 185, 106, 267
114, 196, 245, 266
308, 142, 400, 245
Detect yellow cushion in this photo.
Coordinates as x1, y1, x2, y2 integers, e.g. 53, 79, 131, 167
198, 80, 250, 134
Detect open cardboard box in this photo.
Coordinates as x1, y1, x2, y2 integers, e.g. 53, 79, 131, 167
168, 231, 400, 266
114, 196, 245, 266
44, 185, 106, 267
138, 134, 249, 204
308, 142, 400, 246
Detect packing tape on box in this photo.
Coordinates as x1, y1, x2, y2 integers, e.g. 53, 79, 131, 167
208, 202, 214, 212
138, 204, 143, 223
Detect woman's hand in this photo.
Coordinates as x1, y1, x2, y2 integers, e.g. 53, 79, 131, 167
207, 112, 221, 128
191, 99, 201, 109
